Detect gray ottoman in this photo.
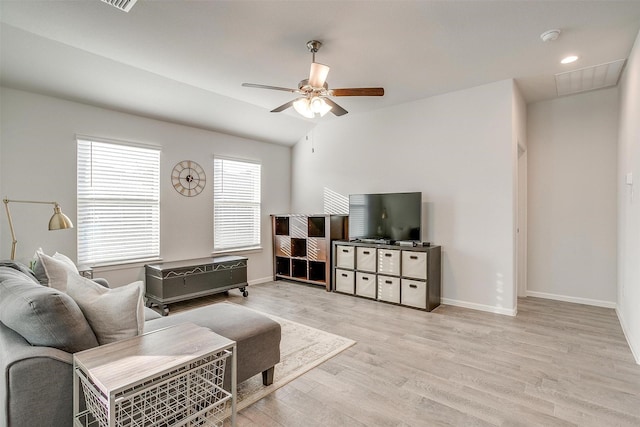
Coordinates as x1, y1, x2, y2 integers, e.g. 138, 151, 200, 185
145, 302, 281, 389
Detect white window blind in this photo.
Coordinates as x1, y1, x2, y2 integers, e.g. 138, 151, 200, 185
214, 157, 261, 252
77, 138, 160, 265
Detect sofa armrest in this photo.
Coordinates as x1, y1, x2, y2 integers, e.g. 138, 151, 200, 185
92, 277, 110, 288
1, 322, 74, 427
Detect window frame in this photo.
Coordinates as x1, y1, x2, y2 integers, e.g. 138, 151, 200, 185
76, 136, 161, 266
213, 156, 262, 254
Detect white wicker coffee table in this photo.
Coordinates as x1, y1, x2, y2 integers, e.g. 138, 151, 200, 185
73, 322, 236, 427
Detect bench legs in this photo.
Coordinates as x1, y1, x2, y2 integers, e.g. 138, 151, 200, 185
262, 367, 275, 385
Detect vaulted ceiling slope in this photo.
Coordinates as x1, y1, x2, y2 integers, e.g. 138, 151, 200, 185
1, 1, 640, 145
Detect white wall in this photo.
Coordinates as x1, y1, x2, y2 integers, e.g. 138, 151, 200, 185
291, 79, 517, 315
513, 82, 528, 300
0, 87, 291, 286
617, 29, 640, 363
527, 87, 619, 306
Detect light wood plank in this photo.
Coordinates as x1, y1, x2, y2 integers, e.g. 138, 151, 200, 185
176, 281, 640, 427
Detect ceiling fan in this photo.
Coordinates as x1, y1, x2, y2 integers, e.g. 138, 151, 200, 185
242, 40, 384, 118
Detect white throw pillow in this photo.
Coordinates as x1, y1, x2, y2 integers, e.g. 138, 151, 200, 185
36, 251, 78, 291
53, 252, 78, 272
66, 274, 145, 345
31, 248, 49, 284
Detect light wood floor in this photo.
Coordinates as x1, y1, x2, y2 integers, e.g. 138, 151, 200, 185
169, 281, 640, 426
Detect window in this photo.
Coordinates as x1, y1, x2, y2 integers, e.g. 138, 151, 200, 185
77, 138, 160, 265
213, 157, 261, 252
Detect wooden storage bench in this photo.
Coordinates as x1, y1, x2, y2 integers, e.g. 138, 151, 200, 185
145, 256, 248, 315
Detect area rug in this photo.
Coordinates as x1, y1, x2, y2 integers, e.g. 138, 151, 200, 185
230, 306, 356, 411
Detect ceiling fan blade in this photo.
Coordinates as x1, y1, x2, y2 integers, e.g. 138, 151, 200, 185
308, 63, 330, 88
270, 99, 296, 113
323, 98, 348, 116
242, 83, 300, 93
331, 88, 385, 97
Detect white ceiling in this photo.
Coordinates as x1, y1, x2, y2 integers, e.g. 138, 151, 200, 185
1, 1, 640, 146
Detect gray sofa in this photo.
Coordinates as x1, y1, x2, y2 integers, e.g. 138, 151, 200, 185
0, 262, 281, 427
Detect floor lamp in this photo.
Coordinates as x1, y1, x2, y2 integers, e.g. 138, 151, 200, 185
2, 198, 74, 260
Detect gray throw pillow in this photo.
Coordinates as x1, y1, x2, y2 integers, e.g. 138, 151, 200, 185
66, 274, 144, 345
0, 270, 99, 353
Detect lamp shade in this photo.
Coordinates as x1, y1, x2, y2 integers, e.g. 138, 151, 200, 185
308, 62, 330, 88
49, 204, 74, 230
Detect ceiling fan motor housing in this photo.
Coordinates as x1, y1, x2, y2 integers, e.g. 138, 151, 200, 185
298, 79, 328, 93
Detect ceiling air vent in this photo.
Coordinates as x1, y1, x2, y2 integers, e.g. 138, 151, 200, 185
100, 0, 138, 12
555, 59, 626, 97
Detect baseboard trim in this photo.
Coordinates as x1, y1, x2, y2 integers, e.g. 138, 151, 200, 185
616, 307, 640, 365
441, 298, 517, 316
248, 276, 273, 286
525, 290, 616, 309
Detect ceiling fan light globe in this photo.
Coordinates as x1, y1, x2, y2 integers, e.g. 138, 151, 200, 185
309, 97, 333, 117
317, 98, 333, 117
310, 96, 323, 113
293, 98, 314, 118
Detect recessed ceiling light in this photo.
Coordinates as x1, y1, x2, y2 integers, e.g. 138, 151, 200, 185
561, 55, 579, 64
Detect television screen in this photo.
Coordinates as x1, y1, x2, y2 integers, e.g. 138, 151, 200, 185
348, 192, 421, 242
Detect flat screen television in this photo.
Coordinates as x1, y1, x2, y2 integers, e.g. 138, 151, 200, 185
348, 192, 421, 242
